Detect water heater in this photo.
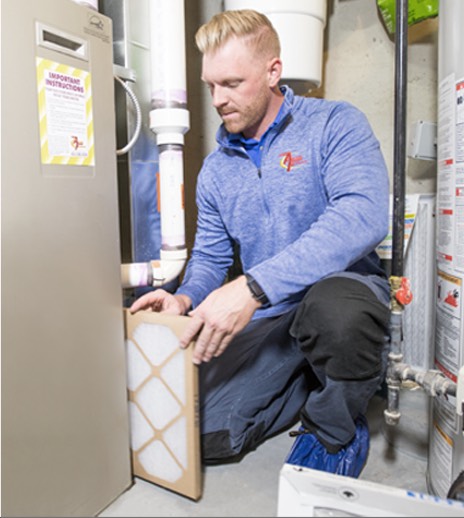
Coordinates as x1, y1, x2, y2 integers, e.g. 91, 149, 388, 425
428, 0, 464, 499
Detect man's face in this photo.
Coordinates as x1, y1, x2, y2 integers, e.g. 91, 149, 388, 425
201, 37, 274, 140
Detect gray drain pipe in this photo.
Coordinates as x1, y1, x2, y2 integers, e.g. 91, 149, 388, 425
384, 0, 409, 426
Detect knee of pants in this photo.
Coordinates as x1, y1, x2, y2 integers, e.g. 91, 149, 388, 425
290, 276, 390, 381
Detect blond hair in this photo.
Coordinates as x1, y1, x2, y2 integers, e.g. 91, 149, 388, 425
195, 9, 280, 60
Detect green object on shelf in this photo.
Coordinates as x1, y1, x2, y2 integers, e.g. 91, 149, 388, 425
377, 0, 438, 34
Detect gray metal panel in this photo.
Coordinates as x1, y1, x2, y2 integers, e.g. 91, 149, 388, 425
1, 0, 132, 515
101, 0, 134, 263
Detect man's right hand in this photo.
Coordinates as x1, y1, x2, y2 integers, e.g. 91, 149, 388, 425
129, 289, 192, 316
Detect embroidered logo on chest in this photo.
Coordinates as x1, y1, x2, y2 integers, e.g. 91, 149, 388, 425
279, 152, 307, 172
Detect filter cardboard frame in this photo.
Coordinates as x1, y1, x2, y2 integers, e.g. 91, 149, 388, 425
124, 309, 202, 500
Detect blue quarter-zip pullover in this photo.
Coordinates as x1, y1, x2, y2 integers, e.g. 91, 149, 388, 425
176, 86, 389, 319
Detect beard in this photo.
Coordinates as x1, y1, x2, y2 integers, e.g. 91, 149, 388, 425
219, 88, 270, 137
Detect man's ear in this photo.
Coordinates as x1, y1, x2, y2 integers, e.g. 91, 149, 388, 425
268, 57, 282, 87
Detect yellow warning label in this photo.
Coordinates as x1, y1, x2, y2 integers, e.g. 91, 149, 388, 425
36, 57, 94, 166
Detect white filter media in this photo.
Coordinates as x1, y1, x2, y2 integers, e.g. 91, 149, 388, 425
160, 350, 186, 405
126, 339, 152, 392
126, 318, 199, 494
139, 440, 183, 483
128, 401, 154, 451
133, 323, 179, 366
137, 377, 181, 430
163, 416, 188, 469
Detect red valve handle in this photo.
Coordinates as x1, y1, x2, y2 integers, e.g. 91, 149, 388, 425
395, 277, 413, 305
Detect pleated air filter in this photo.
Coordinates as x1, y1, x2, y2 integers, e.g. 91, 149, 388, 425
124, 310, 202, 500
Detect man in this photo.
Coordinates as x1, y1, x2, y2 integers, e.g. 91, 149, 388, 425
130, 9, 391, 477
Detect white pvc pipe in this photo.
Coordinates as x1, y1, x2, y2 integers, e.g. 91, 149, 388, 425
121, 0, 189, 290
70, 0, 98, 10
149, 0, 189, 256
158, 145, 186, 249
149, 0, 187, 108
121, 262, 152, 289
154, 249, 188, 286
149, 0, 190, 146
121, 249, 187, 289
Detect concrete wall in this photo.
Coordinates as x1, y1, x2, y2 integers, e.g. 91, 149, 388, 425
319, 0, 438, 194
184, 0, 439, 249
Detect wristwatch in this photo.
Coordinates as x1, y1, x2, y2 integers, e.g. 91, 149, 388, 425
245, 273, 269, 306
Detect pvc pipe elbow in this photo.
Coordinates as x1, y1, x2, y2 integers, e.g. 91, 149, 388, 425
120, 249, 187, 289
151, 248, 187, 287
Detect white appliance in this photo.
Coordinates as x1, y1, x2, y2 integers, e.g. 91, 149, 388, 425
278, 464, 464, 517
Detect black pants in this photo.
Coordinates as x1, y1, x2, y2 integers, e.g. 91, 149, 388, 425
199, 272, 391, 463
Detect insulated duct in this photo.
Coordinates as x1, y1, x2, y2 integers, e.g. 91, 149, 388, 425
121, 0, 189, 289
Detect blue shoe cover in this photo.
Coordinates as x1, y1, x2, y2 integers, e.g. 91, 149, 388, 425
285, 415, 369, 478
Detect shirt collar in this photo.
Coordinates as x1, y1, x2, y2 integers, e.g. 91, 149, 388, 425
227, 95, 287, 147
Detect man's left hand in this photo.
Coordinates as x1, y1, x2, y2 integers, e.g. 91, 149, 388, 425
179, 275, 261, 364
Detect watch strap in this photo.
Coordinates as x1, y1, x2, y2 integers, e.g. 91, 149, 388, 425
245, 273, 269, 305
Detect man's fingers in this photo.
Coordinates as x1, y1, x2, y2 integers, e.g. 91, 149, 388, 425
181, 316, 229, 365
129, 290, 169, 313
179, 315, 205, 352
182, 291, 250, 364
199, 327, 233, 362
191, 326, 231, 364
129, 293, 154, 313
213, 334, 233, 358
192, 330, 213, 364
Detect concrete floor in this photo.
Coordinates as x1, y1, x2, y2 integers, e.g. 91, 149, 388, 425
99, 389, 432, 517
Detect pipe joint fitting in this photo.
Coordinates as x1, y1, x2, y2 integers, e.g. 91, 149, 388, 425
150, 107, 190, 145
